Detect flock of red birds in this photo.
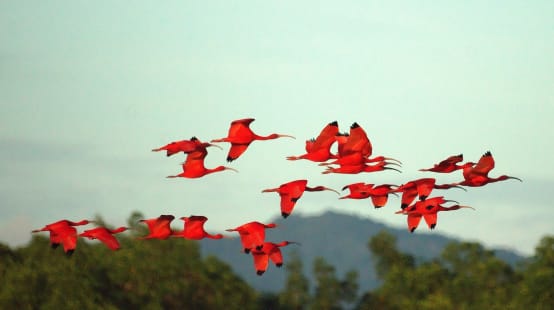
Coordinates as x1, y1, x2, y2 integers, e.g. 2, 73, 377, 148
32, 118, 522, 275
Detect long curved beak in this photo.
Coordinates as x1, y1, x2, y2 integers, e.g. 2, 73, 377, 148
261, 188, 278, 193
279, 134, 296, 139
509, 176, 523, 182
325, 187, 340, 195
384, 167, 402, 173
208, 143, 223, 150
458, 205, 476, 210
225, 167, 239, 173
384, 157, 402, 165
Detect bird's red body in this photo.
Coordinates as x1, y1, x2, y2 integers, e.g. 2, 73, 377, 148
262, 179, 339, 218
287, 121, 339, 162
250, 241, 298, 275
79, 226, 128, 250
340, 183, 397, 208
419, 154, 464, 173
211, 118, 295, 162
328, 122, 400, 165
452, 151, 522, 187
138, 215, 175, 240
226, 221, 277, 253
393, 178, 465, 209
396, 196, 474, 232
165, 141, 237, 178
173, 215, 223, 240
32, 219, 93, 255
152, 137, 221, 157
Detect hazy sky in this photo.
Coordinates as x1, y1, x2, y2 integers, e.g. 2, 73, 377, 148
1, 1, 552, 256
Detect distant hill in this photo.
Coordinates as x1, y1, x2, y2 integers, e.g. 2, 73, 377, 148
200, 211, 525, 293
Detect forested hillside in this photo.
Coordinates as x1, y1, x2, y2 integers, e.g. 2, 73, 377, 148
1, 212, 552, 309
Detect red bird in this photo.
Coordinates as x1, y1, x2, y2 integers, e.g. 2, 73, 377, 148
322, 161, 401, 174
262, 179, 339, 218
452, 151, 522, 187
396, 196, 474, 232
152, 136, 222, 157
287, 121, 339, 162
419, 154, 464, 173
166, 146, 238, 178
211, 118, 295, 162
138, 215, 175, 240
327, 122, 401, 166
32, 219, 94, 256
172, 215, 224, 240
251, 241, 299, 275
392, 178, 466, 209
226, 221, 278, 253
79, 226, 129, 250
340, 183, 398, 208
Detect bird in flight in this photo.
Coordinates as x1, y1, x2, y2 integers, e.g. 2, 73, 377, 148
250, 241, 299, 275
172, 215, 224, 240
226, 221, 278, 254
340, 183, 399, 208
392, 177, 466, 209
396, 196, 474, 232
79, 226, 129, 250
211, 118, 295, 162
165, 139, 237, 178
152, 136, 222, 157
419, 153, 464, 173
32, 219, 94, 256
450, 151, 522, 187
138, 215, 175, 240
287, 121, 339, 162
262, 179, 339, 218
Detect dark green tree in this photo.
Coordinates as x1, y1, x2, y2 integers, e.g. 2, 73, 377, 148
279, 250, 310, 310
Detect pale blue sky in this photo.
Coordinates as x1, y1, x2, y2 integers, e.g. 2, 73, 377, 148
1, 1, 552, 255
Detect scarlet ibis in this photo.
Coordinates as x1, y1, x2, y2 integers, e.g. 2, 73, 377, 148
419, 154, 464, 173
226, 221, 277, 254
452, 151, 522, 187
322, 161, 401, 174
32, 219, 94, 256
287, 121, 339, 162
251, 241, 299, 275
166, 155, 238, 178
396, 196, 474, 232
172, 215, 224, 240
152, 136, 222, 157
211, 118, 295, 162
262, 179, 339, 218
340, 183, 398, 208
328, 122, 401, 165
79, 226, 129, 250
393, 178, 466, 209
138, 215, 175, 240
339, 182, 373, 199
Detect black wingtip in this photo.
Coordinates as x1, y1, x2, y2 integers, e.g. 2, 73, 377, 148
281, 212, 290, 218
350, 122, 359, 129
190, 136, 198, 141
227, 156, 235, 162
410, 228, 416, 233
276, 263, 283, 268
374, 205, 384, 209
329, 121, 338, 127
484, 151, 492, 156
66, 250, 74, 257
51, 243, 60, 249
244, 248, 251, 254
430, 224, 436, 229
401, 203, 408, 209
256, 270, 265, 276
